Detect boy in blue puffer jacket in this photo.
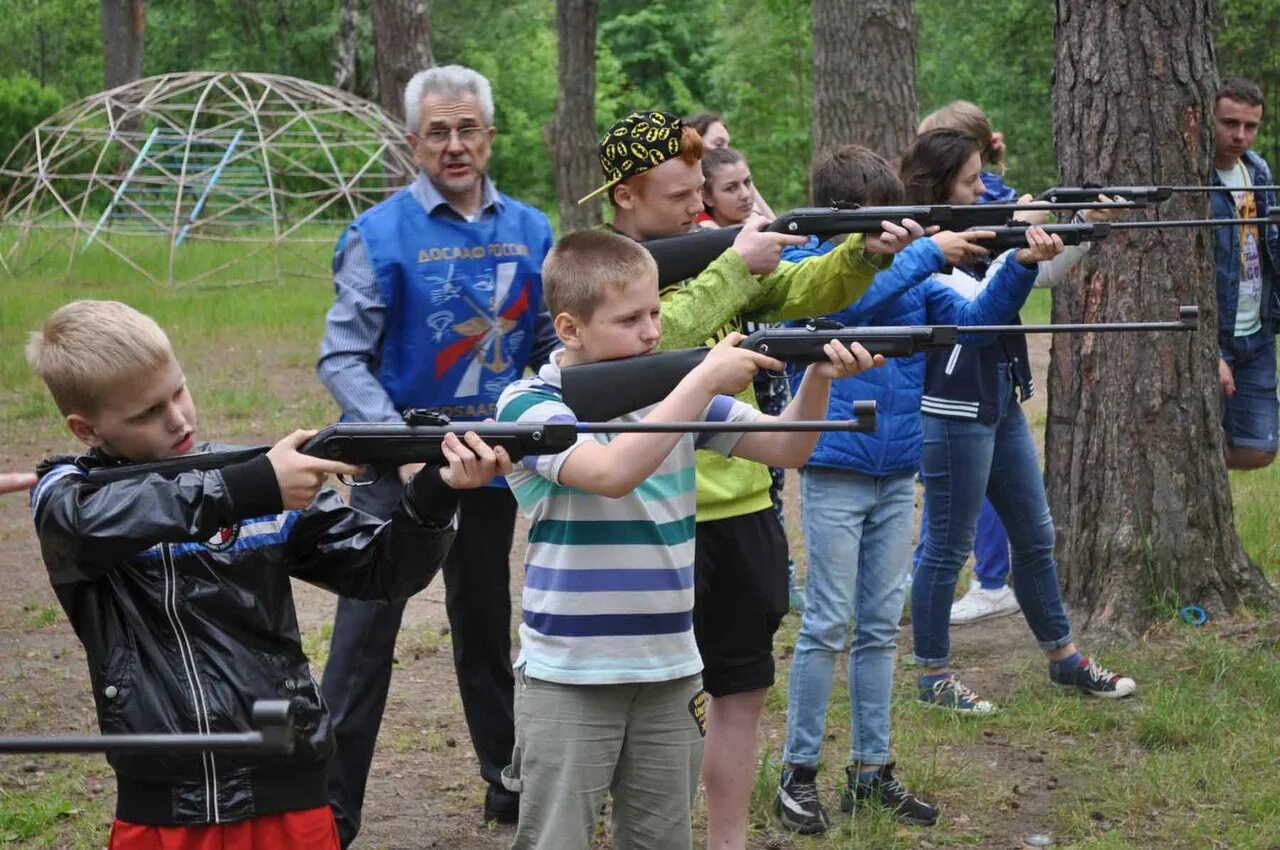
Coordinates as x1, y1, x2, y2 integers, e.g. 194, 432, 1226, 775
772, 145, 1058, 835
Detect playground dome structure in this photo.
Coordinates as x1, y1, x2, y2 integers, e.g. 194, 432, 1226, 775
0, 71, 415, 285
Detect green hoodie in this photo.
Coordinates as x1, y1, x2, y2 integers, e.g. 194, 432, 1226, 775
655, 236, 886, 521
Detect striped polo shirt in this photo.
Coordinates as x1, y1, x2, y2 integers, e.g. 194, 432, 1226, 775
496, 351, 759, 685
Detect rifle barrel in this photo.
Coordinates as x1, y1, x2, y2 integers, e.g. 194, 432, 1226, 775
0, 700, 294, 755
963, 311, 1198, 336
576, 413, 875, 434
1112, 216, 1279, 229
1160, 185, 1280, 192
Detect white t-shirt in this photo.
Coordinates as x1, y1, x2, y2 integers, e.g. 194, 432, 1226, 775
1216, 163, 1263, 337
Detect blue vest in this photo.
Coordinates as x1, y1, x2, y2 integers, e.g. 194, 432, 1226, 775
347, 188, 552, 421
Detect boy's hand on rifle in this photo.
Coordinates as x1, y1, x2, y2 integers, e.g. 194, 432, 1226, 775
1012, 194, 1053, 225
267, 430, 364, 509
1015, 225, 1065, 265
931, 230, 993, 265
0, 472, 37, 495
695, 332, 786, 397
731, 214, 808, 275
808, 341, 883, 380
437, 430, 513, 489
1082, 194, 1125, 223
863, 218, 929, 256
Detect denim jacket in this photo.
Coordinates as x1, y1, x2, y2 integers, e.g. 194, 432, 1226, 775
1211, 150, 1280, 345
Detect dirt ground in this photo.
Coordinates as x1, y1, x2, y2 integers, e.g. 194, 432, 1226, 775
0, 336, 1110, 849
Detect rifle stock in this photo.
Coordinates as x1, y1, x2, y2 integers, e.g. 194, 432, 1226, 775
560, 309, 1199, 423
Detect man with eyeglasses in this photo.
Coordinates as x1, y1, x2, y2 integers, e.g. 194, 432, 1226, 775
317, 64, 556, 845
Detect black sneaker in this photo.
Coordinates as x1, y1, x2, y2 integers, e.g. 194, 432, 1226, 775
775, 766, 830, 835
483, 783, 519, 825
1049, 656, 1136, 699
842, 763, 938, 826
917, 673, 996, 714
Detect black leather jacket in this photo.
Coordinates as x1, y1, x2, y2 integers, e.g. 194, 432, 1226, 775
30, 446, 457, 826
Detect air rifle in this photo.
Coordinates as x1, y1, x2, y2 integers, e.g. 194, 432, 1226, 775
0, 700, 295, 755
1040, 184, 1280, 204
644, 199, 1145, 286
560, 308, 1199, 422
84, 408, 880, 484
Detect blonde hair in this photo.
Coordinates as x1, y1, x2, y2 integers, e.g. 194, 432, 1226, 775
27, 300, 176, 415
543, 230, 657, 322
917, 100, 1005, 171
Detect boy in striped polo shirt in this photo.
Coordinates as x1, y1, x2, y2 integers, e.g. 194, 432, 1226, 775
495, 230, 879, 850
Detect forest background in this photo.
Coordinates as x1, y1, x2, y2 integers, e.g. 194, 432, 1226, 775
2, 0, 1278, 220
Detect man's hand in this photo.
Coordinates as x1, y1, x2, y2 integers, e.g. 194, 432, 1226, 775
731, 214, 808, 275
0, 472, 36, 495
808, 341, 883, 380
1219, 357, 1236, 397
1082, 194, 1125, 223
931, 230, 994, 266
437, 430, 513, 489
266, 430, 364, 510
693, 332, 786, 397
863, 218, 930, 256
1012, 193, 1053, 225
1015, 225, 1066, 265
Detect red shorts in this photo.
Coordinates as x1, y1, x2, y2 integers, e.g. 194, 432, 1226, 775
108, 805, 340, 850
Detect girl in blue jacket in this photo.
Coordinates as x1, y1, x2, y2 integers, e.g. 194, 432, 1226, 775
904, 130, 1137, 716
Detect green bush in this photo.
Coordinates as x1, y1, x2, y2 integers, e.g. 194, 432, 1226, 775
0, 74, 64, 168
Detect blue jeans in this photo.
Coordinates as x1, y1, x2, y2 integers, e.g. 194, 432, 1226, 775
911, 371, 1073, 668
1220, 329, 1279, 453
784, 468, 915, 767
913, 498, 1011, 590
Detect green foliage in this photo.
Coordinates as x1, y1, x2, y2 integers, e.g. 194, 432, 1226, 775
1217, 0, 1280, 172
704, 0, 812, 210
0, 0, 100, 99
0, 73, 65, 173
598, 0, 717, 119
916, 0, 1057, 194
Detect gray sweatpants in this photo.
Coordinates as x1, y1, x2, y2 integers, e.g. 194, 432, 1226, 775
503, 669, 705, 850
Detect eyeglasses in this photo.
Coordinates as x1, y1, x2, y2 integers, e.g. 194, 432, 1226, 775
419, 126, 489, 149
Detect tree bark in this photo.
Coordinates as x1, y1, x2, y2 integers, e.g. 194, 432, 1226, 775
811, 0, 916, 164
100, 0, 145, 90
551, 0, 601, 232
1047, 0, 1276, 633
371, 0, 434, 125
333, 0, 363, 92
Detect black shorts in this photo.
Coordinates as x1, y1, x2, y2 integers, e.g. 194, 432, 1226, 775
693, 508, 790, 697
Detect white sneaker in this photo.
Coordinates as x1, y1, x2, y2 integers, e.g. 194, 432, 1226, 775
949, 584, 1020, 625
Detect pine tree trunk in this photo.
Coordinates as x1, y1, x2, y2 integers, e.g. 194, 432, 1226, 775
333, 0, 363, 92
100, 0, 145, 135
1046, 0, 1277, 632
811, 0, 916, 164
100, 0, 145, 91
551, 0, 600, 232
371, 0, 434, 125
